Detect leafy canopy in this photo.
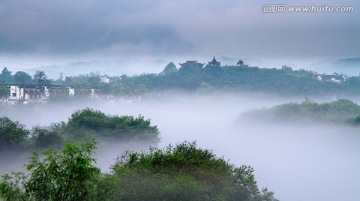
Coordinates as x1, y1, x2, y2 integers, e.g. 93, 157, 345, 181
107, 141, 279, 201
58, 108, 159, 142
0, 117, 29, 152
0, 139, 100, 201
1, 141, 278, 201
239, 99, 360, 125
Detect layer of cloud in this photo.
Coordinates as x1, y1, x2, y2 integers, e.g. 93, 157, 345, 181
0, 0, 359, 62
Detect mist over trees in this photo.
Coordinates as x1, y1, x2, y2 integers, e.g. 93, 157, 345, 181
0, 117, 28, 153
54, 108, 159, 143
0, 108, 159, 155
238, 99, 360, 125
2, 60, 359, 201
0, 105, 279, 200
54, 61, 360, 97
0, 140, 279, 201
1, 60, 359, 100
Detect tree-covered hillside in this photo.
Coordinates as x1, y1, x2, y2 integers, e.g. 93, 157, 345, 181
238, 99, 360, 125
3, 60, 360, 98
74, 62, 360, 96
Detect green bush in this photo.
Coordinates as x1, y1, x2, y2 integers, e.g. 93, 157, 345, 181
58, 108, 159, 142
0, 139, 100, 201
30, 126, 64, 150
0, 117, 29, 152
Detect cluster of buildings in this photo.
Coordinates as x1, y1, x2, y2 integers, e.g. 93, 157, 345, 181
0, 59, 349, 105
179, 58, 347, 84
0, 85, 98, 105
179, 57, 221, 69
316, 74, 346, 83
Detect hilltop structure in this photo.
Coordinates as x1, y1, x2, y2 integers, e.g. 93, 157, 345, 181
179, 60, 204, 69
207, 57, 221, 67
317, 74, 346, 83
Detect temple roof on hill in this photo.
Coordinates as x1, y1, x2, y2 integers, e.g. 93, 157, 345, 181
208, 57, 220, 66
180, 60, 199, 65
179, 60, 204, 68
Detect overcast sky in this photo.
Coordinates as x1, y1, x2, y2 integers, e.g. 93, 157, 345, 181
0, 0, 359, 76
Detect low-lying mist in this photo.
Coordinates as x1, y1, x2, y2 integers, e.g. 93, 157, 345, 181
1, 92, 360, 201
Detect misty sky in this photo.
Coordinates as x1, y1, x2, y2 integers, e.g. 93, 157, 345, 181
0, 0, 359, 75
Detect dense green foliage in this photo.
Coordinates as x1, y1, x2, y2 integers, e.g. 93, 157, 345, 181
238, 99, 360, 125
0, 68, 13, 84
0, 139, 100, 201
54, 108, 159, 143
0, 141, 278, 201
0, 109, 159, 153
0, 117, 66, 153
103, 141, 278, 201
30, 126, 64, 150
0, 68, 51, 85
161, 62, 178, 74
0, 83, 9, 98
61, 73, 109, 90
0, 117, 29, 152
56, 63, 357, 97
26, 139, 100, 201
13, 71, 32, 85
2, 61, 360, 97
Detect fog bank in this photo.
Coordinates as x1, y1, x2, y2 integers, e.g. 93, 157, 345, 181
1, 93, 360, 201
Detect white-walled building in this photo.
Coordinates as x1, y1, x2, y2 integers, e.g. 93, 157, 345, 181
100, 76, 111, 83
2, 85, 97, 104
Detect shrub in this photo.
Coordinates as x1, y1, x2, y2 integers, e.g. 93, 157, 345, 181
0, 139, 100, 201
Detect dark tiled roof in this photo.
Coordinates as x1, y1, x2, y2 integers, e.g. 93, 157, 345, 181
318, 74, 345, 82
208, 57, 220, 66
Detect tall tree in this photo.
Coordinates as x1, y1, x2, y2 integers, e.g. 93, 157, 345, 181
236, 60, 244, 66
33, 70, 50, 85
14, 71, 32, 85
0, 83, 9, 99
0, 67, 13, 83
161, 62, 177, 74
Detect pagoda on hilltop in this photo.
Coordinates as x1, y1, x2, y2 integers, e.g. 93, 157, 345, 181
207, 57, 220, 67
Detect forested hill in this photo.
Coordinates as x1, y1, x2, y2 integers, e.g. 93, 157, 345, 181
237, 99, 360, 125
2, 61, 360, 96
108, 63, 359, 96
